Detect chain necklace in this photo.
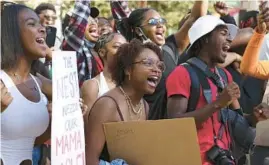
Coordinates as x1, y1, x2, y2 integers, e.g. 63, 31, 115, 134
13, 73, 38, 91
119, 86, 143, 114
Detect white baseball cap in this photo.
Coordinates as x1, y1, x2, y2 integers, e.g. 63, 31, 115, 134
187, 15, 238, 52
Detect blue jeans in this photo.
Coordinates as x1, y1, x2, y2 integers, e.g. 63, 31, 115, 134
32, 145, 42, 165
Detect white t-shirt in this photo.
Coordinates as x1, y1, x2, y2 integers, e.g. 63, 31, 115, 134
259, 34, 269, 60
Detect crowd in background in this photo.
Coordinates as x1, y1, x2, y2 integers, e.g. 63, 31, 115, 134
1, 0, 269, 165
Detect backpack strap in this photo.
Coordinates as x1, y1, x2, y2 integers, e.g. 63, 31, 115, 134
181, 63, 228, 112
190, 64, 212, 105
217, 68, 228, 85
162, 44, 178, 65
181, 63, 201, 112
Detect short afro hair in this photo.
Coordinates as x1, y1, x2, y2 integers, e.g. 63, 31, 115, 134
35, 3, 56, 15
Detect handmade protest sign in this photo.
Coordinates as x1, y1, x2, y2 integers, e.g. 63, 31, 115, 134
51, 51, 85, 165
104, 118, 201, 165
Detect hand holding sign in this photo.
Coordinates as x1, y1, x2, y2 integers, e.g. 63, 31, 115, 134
47, 102, 52, 118
1, 80, 13, 111
254, 103, 269, 122
79, 98, 88, 116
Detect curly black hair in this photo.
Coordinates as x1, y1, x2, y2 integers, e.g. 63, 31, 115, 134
111, 39, 163, 86
34, 3, 56, 15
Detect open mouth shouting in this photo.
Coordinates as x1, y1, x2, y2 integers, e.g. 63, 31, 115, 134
36, 36, 47, 50
222, 44, 230, 52
36, 37, 45, 45
147, 75, 160, 88
155, 30, 164, 41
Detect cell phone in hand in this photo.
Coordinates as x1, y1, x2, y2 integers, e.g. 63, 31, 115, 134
46, 26, 57, 48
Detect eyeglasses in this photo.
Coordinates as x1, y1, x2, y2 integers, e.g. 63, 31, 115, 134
132, 58, 166, 72
141, 18, 167, 27
43, 14, 57, 21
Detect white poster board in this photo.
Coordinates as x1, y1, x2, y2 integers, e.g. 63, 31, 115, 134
51, 51, 85, 165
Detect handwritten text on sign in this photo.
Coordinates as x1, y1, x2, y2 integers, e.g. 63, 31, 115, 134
52, 51, 85, 165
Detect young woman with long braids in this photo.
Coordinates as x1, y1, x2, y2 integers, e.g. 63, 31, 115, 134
81, 32, 127, 113
85, 39, 164, 164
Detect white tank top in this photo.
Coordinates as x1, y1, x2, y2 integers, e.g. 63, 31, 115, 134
93, 72, 110, 98
0, 70, 50, 165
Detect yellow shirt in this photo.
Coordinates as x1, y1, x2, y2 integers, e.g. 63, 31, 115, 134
240, 31, 269, 80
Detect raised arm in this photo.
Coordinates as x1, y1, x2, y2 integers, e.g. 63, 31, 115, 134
240, 31, 269, 80
240, 1, 269, 80
62, 0, 91, 52
174, 0, 208, 55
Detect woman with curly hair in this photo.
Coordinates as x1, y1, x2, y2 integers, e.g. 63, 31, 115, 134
85, 39, 164, 165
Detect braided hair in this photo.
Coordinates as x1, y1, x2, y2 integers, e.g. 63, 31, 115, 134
116, 8, 152, 42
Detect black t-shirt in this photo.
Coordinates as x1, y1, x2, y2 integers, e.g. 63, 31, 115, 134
144, 34, 180, 120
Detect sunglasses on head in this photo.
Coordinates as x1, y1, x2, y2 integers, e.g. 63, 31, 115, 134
141, 18, 167, 27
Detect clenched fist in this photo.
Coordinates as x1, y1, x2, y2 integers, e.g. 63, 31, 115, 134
217, 82, 240, 108
1, 80, 13, 111
254, 103, 269, 122
214, 1, 229, 17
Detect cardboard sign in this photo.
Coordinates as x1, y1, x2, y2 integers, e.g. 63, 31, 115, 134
104, 118, 201, 165
255, 82, 269, 146
51, 51, 85, 165
255, 119, 269, 146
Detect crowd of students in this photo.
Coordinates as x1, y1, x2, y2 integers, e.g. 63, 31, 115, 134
1, 0, 269, 165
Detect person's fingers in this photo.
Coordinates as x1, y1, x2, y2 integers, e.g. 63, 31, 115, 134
262, 109, 269, 117
83, 105, 88, 112
79, 98, 84, 104
220, 2, 226, 8
228, 82, 239, 90
0, 80, 4, 89
6, 96, 13, 104
262, 12, 269, 22
1, 86, 8, 95
259, 1, 268, 11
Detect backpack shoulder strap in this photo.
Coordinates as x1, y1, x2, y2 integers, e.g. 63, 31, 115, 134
162, 44, 178, 65
217, 68, 228, 85
181, 63, 200, 112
